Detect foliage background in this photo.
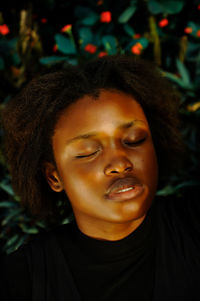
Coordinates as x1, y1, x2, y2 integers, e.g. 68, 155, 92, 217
0, 0, 200, 254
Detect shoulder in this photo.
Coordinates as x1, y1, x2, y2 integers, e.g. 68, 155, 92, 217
154, 186, 200, 235
155, 186, 200, 215
0, 222, 73, 301
1, 243, 31, 301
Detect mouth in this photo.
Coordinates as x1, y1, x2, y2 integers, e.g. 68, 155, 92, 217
105, 177, 144, 202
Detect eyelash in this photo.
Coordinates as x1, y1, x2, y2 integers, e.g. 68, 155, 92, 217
124, 137, 146, 146
75, 138, 146, 159
75, 150, 100, 159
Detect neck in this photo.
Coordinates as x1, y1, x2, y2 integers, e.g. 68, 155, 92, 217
74, 214, 147, 241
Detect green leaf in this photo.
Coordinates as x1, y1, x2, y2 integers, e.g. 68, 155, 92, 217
156, 185, 176, 196
79, 27, 93, 44
0, 56, 5, 70
2, 208, 23, 226
82, 13, 99, 26
164, 0, 184, 14
175, 180, 200, 190
118, 6, 137, 23
157, 180, 200, 197
148, 0, 164, 14
186, 21, 200, 38
138, 37, 149, 48
176, 59, 191, 87
187, 21, 198, 32
8, 37, 18, 50
35, 220, 46, 228
5, 234, 20, 248
12, 52, 21, 66
163, 71, 186, 88
20, 223, 39, 234
40, 55, 68, 65
123, 24, 135, 37
75, 6, 99, 25
10, 235, 27, 253
62, 217, 73, 224
186, 41, 200, 56
0, 181, 15, 196
0, 201, 18, 208
148, 0, 184, 14
65, 58, 78, 65
102, 35, 117, 55
55, 34, 76, 54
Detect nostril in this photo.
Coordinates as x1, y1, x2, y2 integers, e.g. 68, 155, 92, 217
125, 166, 132, 172
104, 158, 133, 175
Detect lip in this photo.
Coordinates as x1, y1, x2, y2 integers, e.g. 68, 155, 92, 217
105, 177, 144, 202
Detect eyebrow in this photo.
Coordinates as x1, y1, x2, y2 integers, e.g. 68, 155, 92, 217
66, 120, 145, 145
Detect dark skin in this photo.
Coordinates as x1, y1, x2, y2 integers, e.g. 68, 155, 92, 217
45, 90, 158, 241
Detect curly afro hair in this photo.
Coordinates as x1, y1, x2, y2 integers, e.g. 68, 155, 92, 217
1, 54, 184, 220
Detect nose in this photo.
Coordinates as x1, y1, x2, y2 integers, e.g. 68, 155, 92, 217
104, 152, 133, 176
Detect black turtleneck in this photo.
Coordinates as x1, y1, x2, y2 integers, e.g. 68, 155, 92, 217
55, 204, 156, 301
1, 203, 156, 301
3, 190, 200, 301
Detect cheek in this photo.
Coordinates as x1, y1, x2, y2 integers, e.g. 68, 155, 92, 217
144, 146, 158, 187
131, 144, 158, 184
60, 163, 102, 203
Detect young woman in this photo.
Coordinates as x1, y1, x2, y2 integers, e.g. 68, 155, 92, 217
1, 55, 199, 301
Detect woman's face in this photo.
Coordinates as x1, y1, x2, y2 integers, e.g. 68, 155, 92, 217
46, 90, 158, 237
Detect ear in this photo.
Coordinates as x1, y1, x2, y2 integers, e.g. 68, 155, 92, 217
43, 162, 64, 192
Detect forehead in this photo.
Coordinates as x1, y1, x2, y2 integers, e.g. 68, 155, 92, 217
54, 90, 149, 136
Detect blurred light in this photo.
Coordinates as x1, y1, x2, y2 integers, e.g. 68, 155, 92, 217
98, 51, 107, 57
41, 18, 48, 23
159, 18, 169, 28
184, 27, 192, 34
53, 44, 58, 52
131, 42, 143, 55
100, 11, 112, 23
97, 0, 103, 5
133, 33, 141, 39
85, 44, 97, 53
0, 24, 10, 35
61, 24, 72, 33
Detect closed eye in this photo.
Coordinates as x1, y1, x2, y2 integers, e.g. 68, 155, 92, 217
124, 138, 146, 146
75, 150, 99, 158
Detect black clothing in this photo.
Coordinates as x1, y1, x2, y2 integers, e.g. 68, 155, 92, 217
1, 191, 200, 301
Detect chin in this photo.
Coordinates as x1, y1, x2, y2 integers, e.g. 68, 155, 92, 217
107, 202, 151, 224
